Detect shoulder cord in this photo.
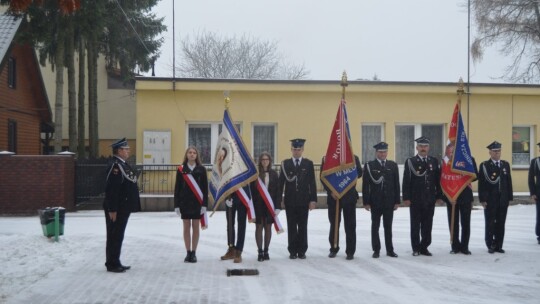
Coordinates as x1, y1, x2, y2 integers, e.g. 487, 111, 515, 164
481, 162, 500, 185
281, 161, 297, 183
117, 162, 137, 183
366, 163, 384, 185
407, 158, 426, 177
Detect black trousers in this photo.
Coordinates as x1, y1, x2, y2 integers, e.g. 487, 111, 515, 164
225, 200, 247, 251
327, 199, 356, 256
409, 202, 435, 252
104, 210, 130, 269
285, 205, 309, 255
371, 206, 394, 253
484, 201, 508, 250
536, 199, 540, 241
446, 202, 471, 251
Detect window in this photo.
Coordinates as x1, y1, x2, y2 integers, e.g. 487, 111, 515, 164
187, 122, 242, 164
8, 120, 17, 153
395, 124, 444, 164
8, 57, 16, 89
362, 124, 383, 162
512, 126, 533, 167
252, 124, 276, 162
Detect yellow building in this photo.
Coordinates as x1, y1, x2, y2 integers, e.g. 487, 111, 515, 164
135, 77, 540, 193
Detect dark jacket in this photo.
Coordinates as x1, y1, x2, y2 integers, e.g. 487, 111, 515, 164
250, 168, 281, 209
103, 156, 141, 213
362, 158, 400, 208
174, 164, 209, 213
528, 157, 540, 199
321, 155, 362, 204
279, 157, 317, 207
402, 155, 442, 204
478, 159, 513, 204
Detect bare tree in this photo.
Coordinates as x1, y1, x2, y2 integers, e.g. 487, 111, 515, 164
178, 31, 309, 80
471, 0, 540, 83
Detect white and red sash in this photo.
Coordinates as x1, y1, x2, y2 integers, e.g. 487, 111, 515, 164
179, 165, 208, 229
256, 177, 285, 233
235, 187, 256, 223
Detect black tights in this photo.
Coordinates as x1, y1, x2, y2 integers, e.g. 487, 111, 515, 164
255, 218, 272, 252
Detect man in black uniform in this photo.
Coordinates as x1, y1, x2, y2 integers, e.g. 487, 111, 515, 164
479, 141, 513, 253
279, 138, 317, 259
441, 142, 477, 255
528, 142, 540, 245
103, 138, 141, 273
321, 154, 362, 260
363, 142, 400, 259
402, 136, 442, 256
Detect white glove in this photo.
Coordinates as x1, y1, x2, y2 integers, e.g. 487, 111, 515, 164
225, 199, 233, 208
174, 207, 181, 216
200, 206, 207, 215
274, 209, 281, 216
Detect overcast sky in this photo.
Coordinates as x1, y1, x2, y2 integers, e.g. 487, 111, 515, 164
147, 0, 511, 83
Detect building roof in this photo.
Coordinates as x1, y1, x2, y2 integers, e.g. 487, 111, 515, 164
0, 14, 22, 64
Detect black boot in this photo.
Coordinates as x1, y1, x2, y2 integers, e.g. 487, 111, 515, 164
190, 251, 197, 263
184, 251, 191, 263
263, 250, 270, 261
257, 249, 264, 262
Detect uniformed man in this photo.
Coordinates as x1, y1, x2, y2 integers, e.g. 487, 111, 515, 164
321, 154, 362, 260
528, 142, 540, 245
479, 141, 513, 253
279, 138, 317, 259
441, 142, 478, 255
103, 138, 141, 273
362, 142, 400, 258
402, 136, 442, 256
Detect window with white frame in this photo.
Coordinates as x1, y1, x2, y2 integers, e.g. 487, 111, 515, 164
253, 124, 276, 162
187, 122, 241, 164
512, 126, 533, 167
395, 124, 444, 164
362, 124, 384, 162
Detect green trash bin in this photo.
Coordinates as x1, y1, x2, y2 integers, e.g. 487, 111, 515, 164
38, 207, 65, 239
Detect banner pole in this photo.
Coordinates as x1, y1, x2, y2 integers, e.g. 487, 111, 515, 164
334, 198, 340, 249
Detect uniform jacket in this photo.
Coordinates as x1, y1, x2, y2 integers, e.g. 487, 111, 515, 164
250, 169, 281, 209
103, 156, 141, 213
362, 158, 400, 208
321, 155, 362, 204
402, 155, 442, 204
279, 157, 317, 207
174, 164, 209, 213
478, 159, 513, 204
528, 157, 540, 198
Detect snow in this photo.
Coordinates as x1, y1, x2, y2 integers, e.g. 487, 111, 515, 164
1, 204, 539, 304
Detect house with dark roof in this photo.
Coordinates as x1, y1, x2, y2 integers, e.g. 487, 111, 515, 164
0, 14, 53, 154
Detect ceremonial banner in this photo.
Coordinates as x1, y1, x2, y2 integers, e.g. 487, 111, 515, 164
441, 103, 477, 202
320, 98, 357, 199
209, 109, 258, 209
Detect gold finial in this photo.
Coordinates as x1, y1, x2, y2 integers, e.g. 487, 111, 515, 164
456, 77, 465, 101
224, 91, 230, 109
341, 71, 348, 98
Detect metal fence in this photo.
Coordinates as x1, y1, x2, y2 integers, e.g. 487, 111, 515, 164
75, 161, 325, 204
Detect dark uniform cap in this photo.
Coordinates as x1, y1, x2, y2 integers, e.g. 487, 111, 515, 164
111, 138, 129, 149
487, 141, 502, 151
290, 138, 306, 148
415, 136, 430, 145
373, 141, 388, 151
537, 142, 540, 147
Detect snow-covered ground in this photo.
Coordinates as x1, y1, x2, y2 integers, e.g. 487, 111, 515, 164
1, 204, 539, 304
